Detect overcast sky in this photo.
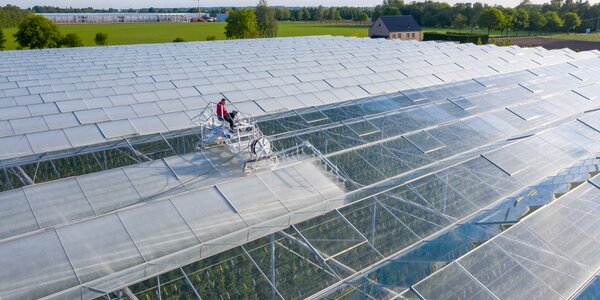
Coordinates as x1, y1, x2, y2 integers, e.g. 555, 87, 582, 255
3, 0, 600, 9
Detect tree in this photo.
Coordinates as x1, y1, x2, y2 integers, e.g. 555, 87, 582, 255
563, 12, 581, 32
14, 15, 62, 49
528, 11, 547, 35
274, 8, 290, 20
469, 2, 484, 33
478, 8, 505, 34
452, 13, 468, 32
172, 37, 186, 42
0, 5, 30, 29
512, 9, 529, 36
0, 28, 5, 50
301, 7, 311, 21
359, 13, 369, 23
224, 9, 259, 39
544, 11, 563, 32
206, 35, 217, 41
334, 10, 343, 21
62, 33, 83, 47
94, 32, 108, 45
255, 0, 278, 38
315, 5, 326, 21
501, 8, 515, 37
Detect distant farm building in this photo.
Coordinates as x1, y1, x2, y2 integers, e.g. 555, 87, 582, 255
369, 15, 422, 40
39, 13, 208, 24
216, 13, 229, 22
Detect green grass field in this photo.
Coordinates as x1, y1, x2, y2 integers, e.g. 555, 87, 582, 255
549, 32, 600, 42
1, 22, 370, 50
3, 21, 583, 51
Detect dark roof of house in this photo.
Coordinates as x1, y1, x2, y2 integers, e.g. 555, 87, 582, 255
378, 15, 421, 32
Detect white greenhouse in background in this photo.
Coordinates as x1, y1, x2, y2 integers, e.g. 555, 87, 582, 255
39, 12, 207, 23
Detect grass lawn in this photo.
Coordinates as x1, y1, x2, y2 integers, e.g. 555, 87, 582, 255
422, 27, 549, 38
548, 32, 600, 42
1, 21, 570, 50
1, 22, 370, 50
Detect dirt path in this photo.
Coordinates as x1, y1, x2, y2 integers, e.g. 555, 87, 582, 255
495, 37, 600, 51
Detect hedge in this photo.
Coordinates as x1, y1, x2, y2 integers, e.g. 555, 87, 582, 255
423, 31, 489, 44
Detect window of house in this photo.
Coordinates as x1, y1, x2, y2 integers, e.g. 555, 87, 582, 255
412, 33, 416, 38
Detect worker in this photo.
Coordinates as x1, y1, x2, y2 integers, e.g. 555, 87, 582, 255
216, 98, 237, 129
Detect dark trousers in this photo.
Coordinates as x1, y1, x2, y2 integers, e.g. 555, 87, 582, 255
219, 112, 237, 128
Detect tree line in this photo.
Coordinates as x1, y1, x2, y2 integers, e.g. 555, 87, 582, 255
373, 0, 599, 34
2, 0, 600, 50
0, 14, 110, 50
225, 0, 279, 39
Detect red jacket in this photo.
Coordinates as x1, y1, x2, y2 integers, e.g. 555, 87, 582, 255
216, 102, 228, 117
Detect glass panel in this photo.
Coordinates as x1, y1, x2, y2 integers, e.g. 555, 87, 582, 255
27, 130, 72, 153
449, 96, 478, 111
483, 147, 530, 176
93, 146, 141, 170
298, 108, 330, 125
376, 190, 452, 238
495, 230, 591, 299
297, 130, 343, 154
129, 276, 160, 300
438, 165, 503, 208
408, 174, 479, 219
57, 214, 145, 283
403, 131, 445, 154
0, 189, 38, 239
47, 152, 104, 180
458, 241, 561, 299
412, 263, 497, 299
340, 198, 421, 257
295, 211, 365, 258
156, 268, 200, 299
0, 230, 79, 300
182, 247, 280, 300
324, 125, 366, 150
122, 159, 181, 199
381, 137, 434, 169
24, 178, 94, 228
77, 168, 142, 214
331, 242, 384, 273
579, 112, 600, 133
132, 137, 175, 160
118, 200, 199, 261
385, 111, 425, 134
22, 160, 60, 183
64, 124, 107, 148
97, 120, 138, 139
170, 187, 247, 242
245, 233, 340, 299
259, 166, 327, 211
344, 119, 380, 137
323, 279, 397, 300
217, 176, 279, 212
330, 151, 386, 188
356, 144, 412, 178
165, 133, 201, 155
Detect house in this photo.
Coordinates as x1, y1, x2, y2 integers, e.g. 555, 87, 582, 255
369, 15, 422, 41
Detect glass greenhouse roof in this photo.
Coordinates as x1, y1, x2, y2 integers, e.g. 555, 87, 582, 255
0, 36, 599, 300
